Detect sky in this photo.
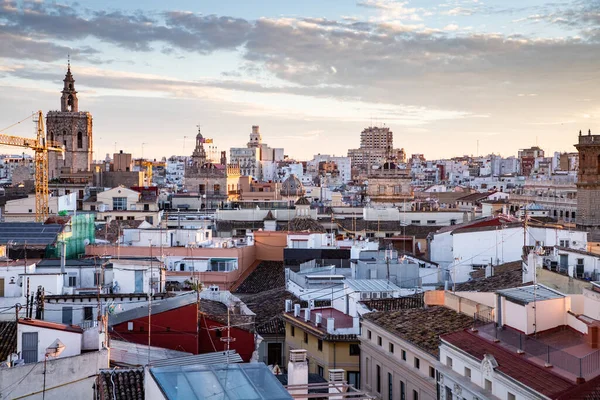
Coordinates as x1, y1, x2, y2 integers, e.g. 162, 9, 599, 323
0, 0, 599, 161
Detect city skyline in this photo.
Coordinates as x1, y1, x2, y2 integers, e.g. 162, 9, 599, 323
0, 0, 599, 160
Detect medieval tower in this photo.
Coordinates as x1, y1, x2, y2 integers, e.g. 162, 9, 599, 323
46, 62, 93, 179
575, 129, 600, 229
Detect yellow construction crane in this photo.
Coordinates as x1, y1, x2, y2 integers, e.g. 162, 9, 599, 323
0, 110, 64, 222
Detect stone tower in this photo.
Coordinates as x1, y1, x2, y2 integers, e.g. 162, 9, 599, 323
247, 125, 262, 148
191, 127, 207, 166
46, 61, 93, 179
575, 129, 600, 229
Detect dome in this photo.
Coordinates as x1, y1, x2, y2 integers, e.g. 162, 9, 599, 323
280, 174, 305, 197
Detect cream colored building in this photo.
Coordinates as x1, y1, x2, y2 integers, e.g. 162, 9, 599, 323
3, 192, 77, 222
83, 186, 162, 226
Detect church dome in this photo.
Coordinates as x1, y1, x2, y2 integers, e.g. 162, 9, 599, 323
281, 174, 305, 197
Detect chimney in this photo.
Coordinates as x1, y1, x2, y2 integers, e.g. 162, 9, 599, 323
285, 299, 292, 313
304, 308, 311, 322
294, 304, 301, 317
327, 317, 335, 334
288, 349, 308, 400
328, 369, 347, 400
315, 313, 322, 327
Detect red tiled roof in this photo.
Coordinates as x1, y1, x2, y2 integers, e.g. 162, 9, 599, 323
18, 318, 83, 334
442, 330, 574, 398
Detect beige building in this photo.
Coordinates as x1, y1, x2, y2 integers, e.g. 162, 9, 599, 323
360, 306, 473, 400
83, 186, 161, 225
348, 126, 405, 174
283, 303, 361, 387
366, 162, 413, 204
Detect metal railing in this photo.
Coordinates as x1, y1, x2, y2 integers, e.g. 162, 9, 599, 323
480, 323, 600, 379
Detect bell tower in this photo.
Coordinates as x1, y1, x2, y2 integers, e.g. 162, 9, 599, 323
575, 129, 600, 229
46, 59, 93, 179
60, 59, 78, 112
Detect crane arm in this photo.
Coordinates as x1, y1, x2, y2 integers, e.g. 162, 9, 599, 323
0, 133, 63, 153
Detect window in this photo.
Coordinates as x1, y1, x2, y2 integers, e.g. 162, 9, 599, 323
303, 332, 308, 344
144, 203, 150, 211
49, 131, 54, 142
77, 131, 83, 148
376, 365, 381, 393
413, 389, 419, 400
484, 379, 492, 391
214, 184, 221, 194
68, 275, 77, 287
427, 220, 436, 224
393, 185, 401, 194
291, 326, 295, 337
389, 343, 394, 353
317, 365, 324, 377
318, 339, 323, 351
400, 381, 405, 400
378, 185, 385, 194
414, 357, 420, 369
401, 349, 406, 361
115, 216, 124, 221
366, 358, 369, 384
445, 386, 453, 400
84, 306, 93, 321
377, 336, 382, 346
145, 216, 154, 224
411, 220, 420, 224
90, 205, 96, 211
127, 216, 135, 221
450, 219, 457, 225
508, 393, 516, 400
465, 367, 471, 379
349, 344, 360, 356
367, 330, 372, 340
348, 372, 360, 389
446, 356, 453, 368
94, 271, 101, 286
388, 372, 393, 400
429, 366, 435, 378
113, 197, 127, 210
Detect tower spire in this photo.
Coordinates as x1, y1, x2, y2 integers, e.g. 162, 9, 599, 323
67, 54, 71, 72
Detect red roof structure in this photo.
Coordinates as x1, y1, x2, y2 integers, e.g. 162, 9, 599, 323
443, 330, 575, 398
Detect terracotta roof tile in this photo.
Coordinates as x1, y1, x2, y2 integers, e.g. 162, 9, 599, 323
443, 330, 575, 398
234, 261, 285, 294
96, 368, 144, 400
363, 306, 473, 356
0, 321, 17, 362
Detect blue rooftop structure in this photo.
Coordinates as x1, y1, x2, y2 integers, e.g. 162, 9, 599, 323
150, 363, 292, 400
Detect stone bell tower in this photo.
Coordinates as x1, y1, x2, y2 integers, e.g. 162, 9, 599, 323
46, 59, 93, 179
575, 129, 600, 229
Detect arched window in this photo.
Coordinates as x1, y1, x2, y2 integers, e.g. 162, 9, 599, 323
49, 131, 54, 142
77, 132, 83, 149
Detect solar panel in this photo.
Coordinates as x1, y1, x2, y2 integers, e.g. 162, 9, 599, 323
0, 223, 62, 245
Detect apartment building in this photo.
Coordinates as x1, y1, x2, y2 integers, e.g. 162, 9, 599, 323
282, 300, 361, 387
360, 306, 474, 400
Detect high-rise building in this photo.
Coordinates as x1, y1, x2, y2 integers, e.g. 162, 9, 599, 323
348, 126, 402, 174
575, 129, 600, 229
46, 62, 93, 179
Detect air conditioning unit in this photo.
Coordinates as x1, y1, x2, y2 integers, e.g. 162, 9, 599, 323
371, 292, 380, 299
360, 292, 370, 300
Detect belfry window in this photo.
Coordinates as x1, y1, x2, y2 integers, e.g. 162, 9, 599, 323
77, 132, 83, 149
